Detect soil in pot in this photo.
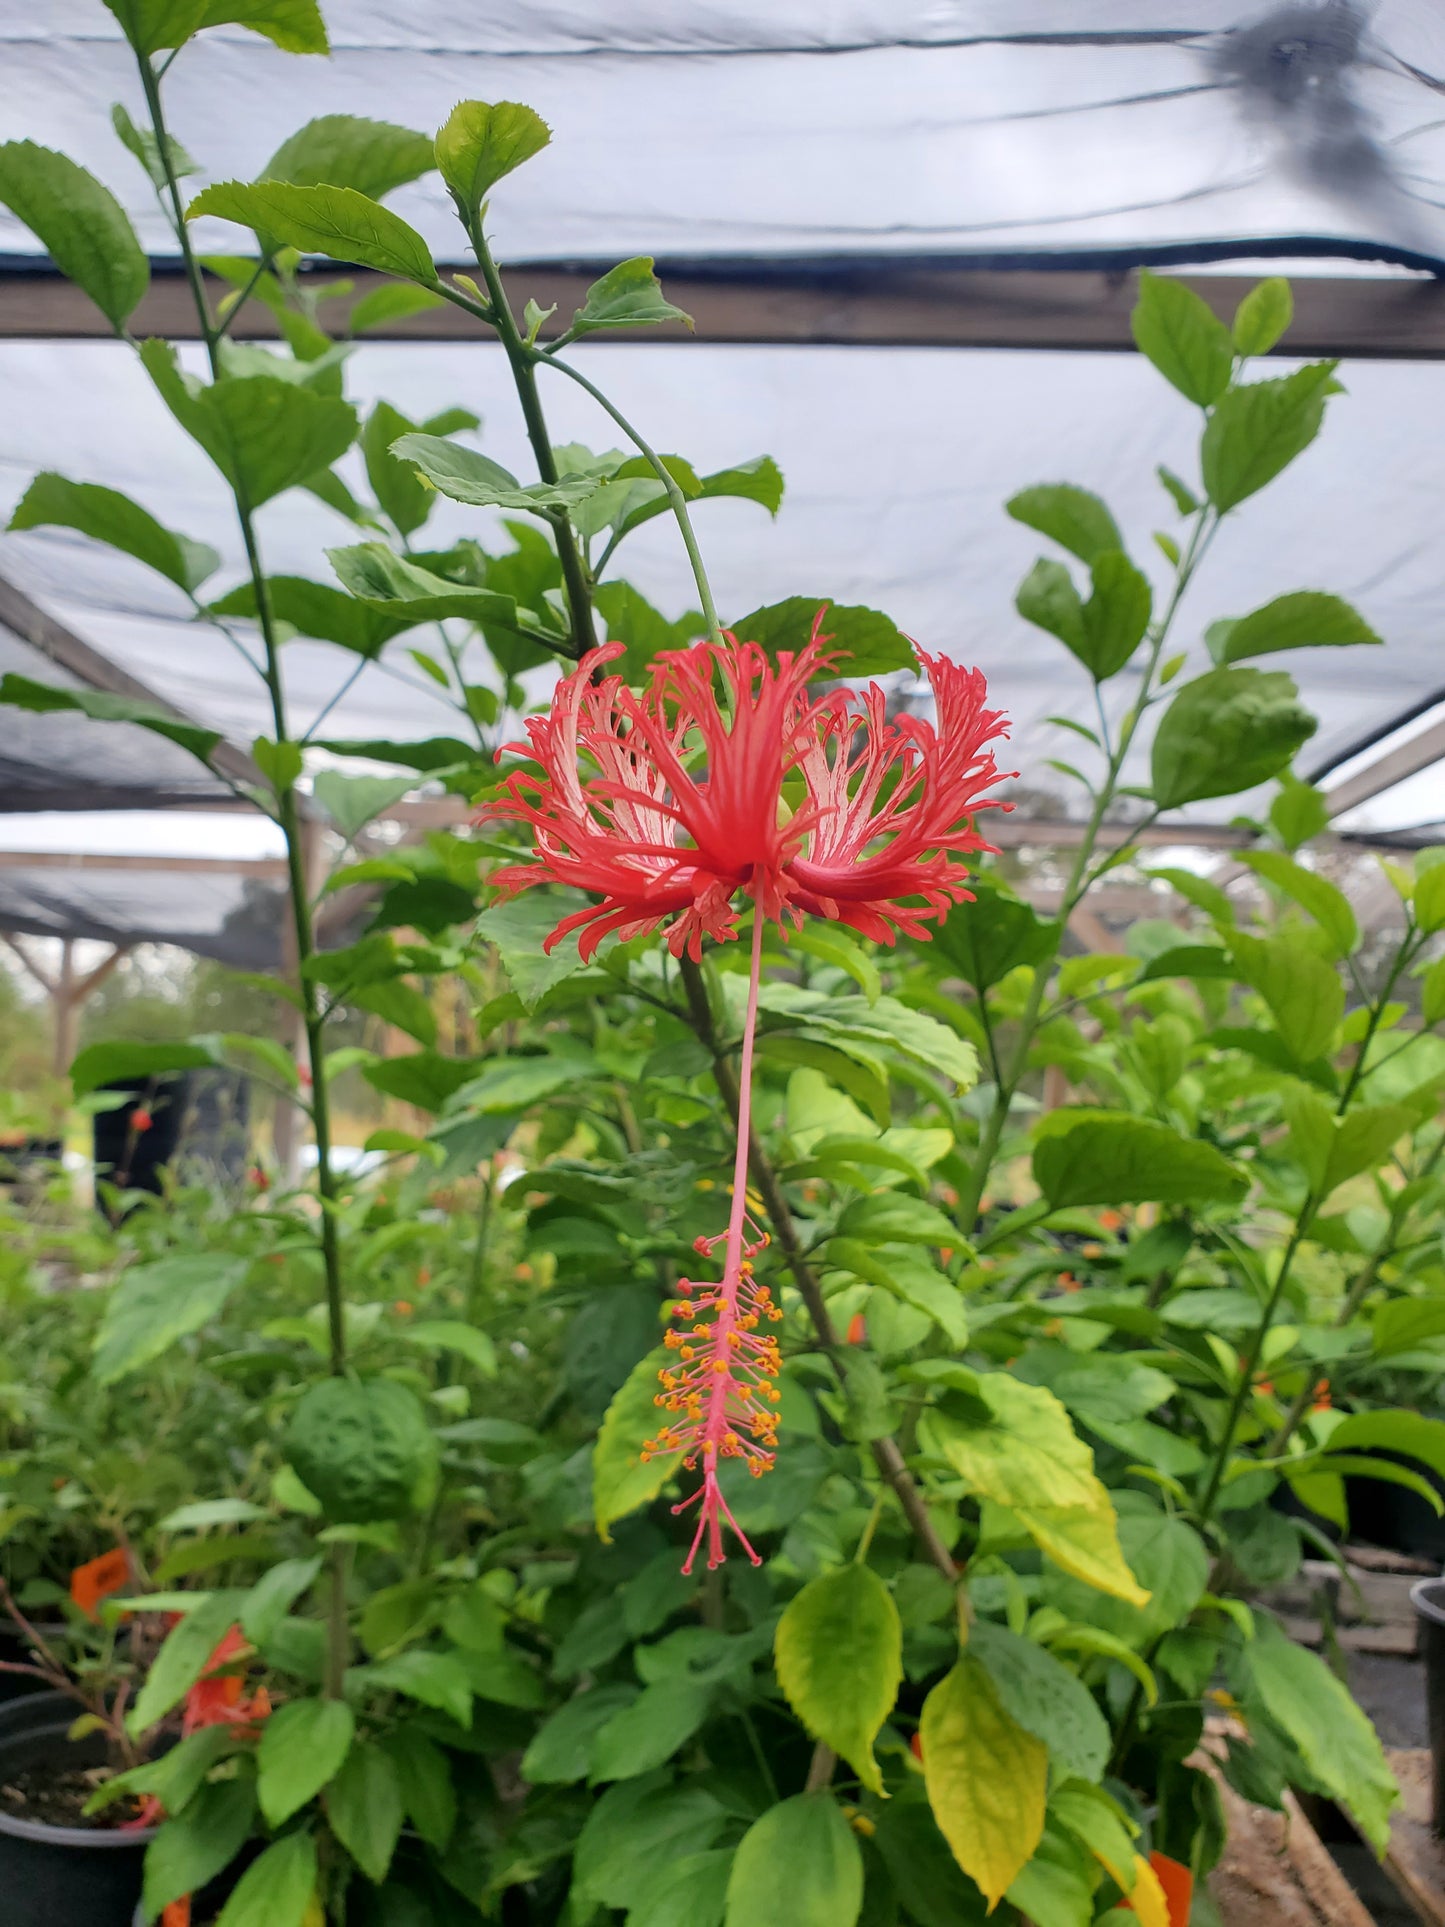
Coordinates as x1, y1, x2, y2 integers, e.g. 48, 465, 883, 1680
0, 1692, 154, 1927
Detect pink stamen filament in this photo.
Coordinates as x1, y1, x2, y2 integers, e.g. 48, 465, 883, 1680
643, 887, 783, 1572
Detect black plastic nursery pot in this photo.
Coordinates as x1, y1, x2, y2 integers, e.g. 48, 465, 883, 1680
0, 1691, 154, 1926
1412, 1579, 1445, 1836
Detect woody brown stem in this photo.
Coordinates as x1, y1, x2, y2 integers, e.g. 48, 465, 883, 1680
679, 955, 957, 1583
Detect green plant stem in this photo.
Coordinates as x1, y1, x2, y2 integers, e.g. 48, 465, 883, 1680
462, 227, 595, 660
956, 511, 1218, 1228
139, 47, 351, 1699
326, 1541, 352, 1701
677, 954, 957, 1583
1196, 923, 1420, 1521
1267, 991, 1443, 1456
534, 352, 724, 644
137, 55, 213, 345
464, 1169, 494, 1328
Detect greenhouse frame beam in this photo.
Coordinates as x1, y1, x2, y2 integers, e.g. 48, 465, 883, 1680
0, 851, 288, 876
0, 572, 268, 804
1321, 715, 1445, 819
5, 262, 1445, 358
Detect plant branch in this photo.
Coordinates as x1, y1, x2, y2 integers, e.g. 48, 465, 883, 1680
461, 226, 596, 661
678, 954, 957, 1582
535, 352, 723, 645
955, 511, 1218, 1228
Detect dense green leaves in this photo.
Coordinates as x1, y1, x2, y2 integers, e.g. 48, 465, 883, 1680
93, 1255, 249, 1385
262, 114, 433, 197
592, 1349, 683, 1541
213, 575, 409, 657
143, 1771, 257, 1921
327, 1741, 404, 1884
1016, 550, 1151, 680
729, 596, 915, 676
775, 1564, 903, 1794
0, 676, 224, 770
726, 1794, 863, 1927
1232, 276, 1293, 357
1130, 270, 1234, 407
968, 1620, 1110, 1783
1230, 931, 1343, 1063
931, 880, 1059, 992
10, 474, 219, 592
569, 257, 694, 337
258, 1697, 355, 1825
1240, 851, 1357, 955
1151, 666, 1316, 809
435, 100, 551, 221
189, 180, 438, 284
215, 1831, 318, 1927
142, 341, 357, 507
392, 431, 599, 511
1201, 361, 1339, 510
1033, 1111, 1247, 1209
0, 142, 149, 329
1210, 590, 1380, 665
1006, 484, 1123, 564
1240, 1616, 1397, 1852
327, 542, 535, 634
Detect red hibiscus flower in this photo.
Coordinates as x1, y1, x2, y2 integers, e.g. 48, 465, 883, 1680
491, 620, 1011, 1568
490, 620, 1012, 961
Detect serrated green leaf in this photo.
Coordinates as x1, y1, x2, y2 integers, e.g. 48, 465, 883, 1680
189, 179, 437, 285
0, 140, 148, 329
435, 100, 550, 220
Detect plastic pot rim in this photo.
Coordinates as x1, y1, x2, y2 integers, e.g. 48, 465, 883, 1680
0, 1692, 157, 1850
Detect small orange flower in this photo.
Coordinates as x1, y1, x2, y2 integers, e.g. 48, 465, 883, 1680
1081, 1241, 1102, 1259
1058, 1272, 1082, 1293
1256, 1378, 1275, 1396
70, 1548, 130, 1621
1098, 1209, 1123, 1232
131, 1107, 153, 1134
162, 1901, 191, 1927
910, 1730, 924, 1763
417, 1267, 431, 1287
393, 1299, 414, 1317
247, 1166, 269, 1192
846, 1312, 866, 1345
516, 1262, 533, 1282
1312, 1379, 1332, 1412
1124, 1851, 1193, 1926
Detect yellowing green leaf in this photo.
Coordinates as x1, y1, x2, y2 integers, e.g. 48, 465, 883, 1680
774, 1563, 903, 1795
921, 1654, 1047, 1910
593, 1347, 680, 1542
922, 1377, 1149, 1608
1012, 1502, 1151, 1609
